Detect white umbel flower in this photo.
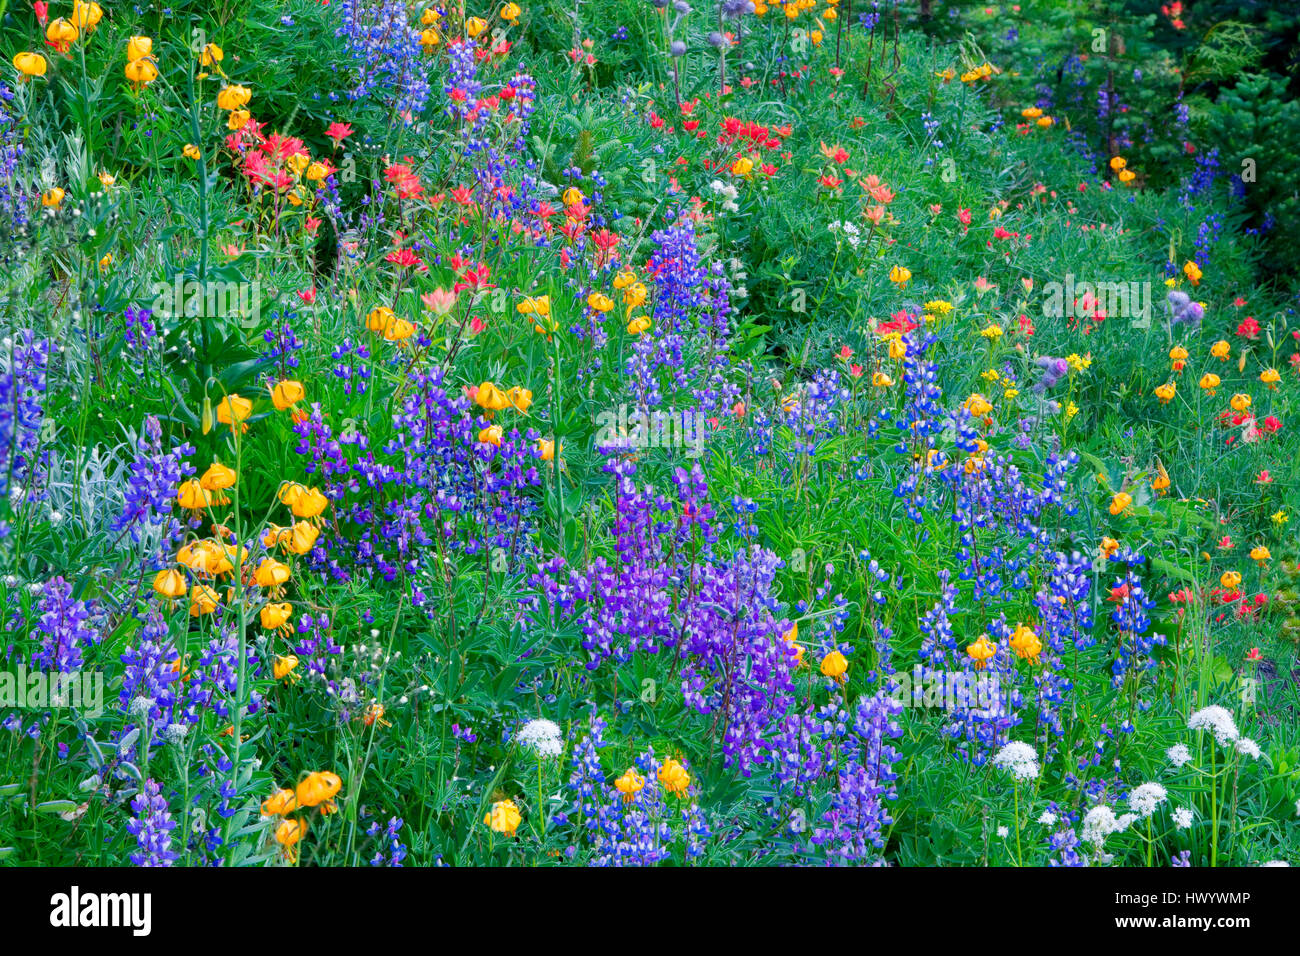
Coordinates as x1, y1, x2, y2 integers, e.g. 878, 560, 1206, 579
1038, 810, 1058, 826
1187, 705, 1239, 745
1235, 737, 1261, 759
1172, 807, 1193, 830
709, 180, 740, 213
828, 220, 862, 248
516, 718, 563, 758
992, 741, 1040, 781
1128, 782, 1168, 818
1081, 805, 1127, 845
1167, 743, 1192, 767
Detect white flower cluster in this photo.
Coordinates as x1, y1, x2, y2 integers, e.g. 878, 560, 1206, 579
1167, 743, 1192, 767
1187, 705, 1239, 745
709, 180, 739, 213
991, 741, 1041, 781
827, 220, 862, 248
1172, 807, 1194, 830
516, 718, 564, 758
1081, 805, 1136, 845
1128, 782, 1168, 819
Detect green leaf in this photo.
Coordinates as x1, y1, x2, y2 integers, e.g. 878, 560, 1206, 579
34, 799, 79, 815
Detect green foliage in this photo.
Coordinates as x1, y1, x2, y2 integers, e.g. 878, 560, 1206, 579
1203, 72, 1300, 273
0, 0, 1296, 870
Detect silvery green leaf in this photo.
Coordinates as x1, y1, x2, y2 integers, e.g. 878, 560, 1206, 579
35, 799, 79, 814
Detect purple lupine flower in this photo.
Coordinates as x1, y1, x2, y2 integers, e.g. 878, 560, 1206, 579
186, 628, 262, 723
261, 314, 305, 375
113, 416, 195, 544
0, 82, 28, 232
564, 716, 711, 866
292, 612, 344, 686
1048, 826, 1086, 867
0, 331, 49, 535
20, 577, 99, 673
446, 722, 474, 745
811, 691, 903, 864
119, 610, 181, 727
336, 0, 430, 117
369, 816, 407, 866
1106, 549, 1163, 693
292, 366, 541, 595
123, 306, 156, 352
127, 779, 179, 866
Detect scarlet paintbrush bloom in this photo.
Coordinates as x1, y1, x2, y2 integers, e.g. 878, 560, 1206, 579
385, 248, 424, 269
385, 163, 423, 199
324, 121, 353, 146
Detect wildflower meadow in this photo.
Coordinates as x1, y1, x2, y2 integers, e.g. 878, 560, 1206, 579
1, 0, 1299, 900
